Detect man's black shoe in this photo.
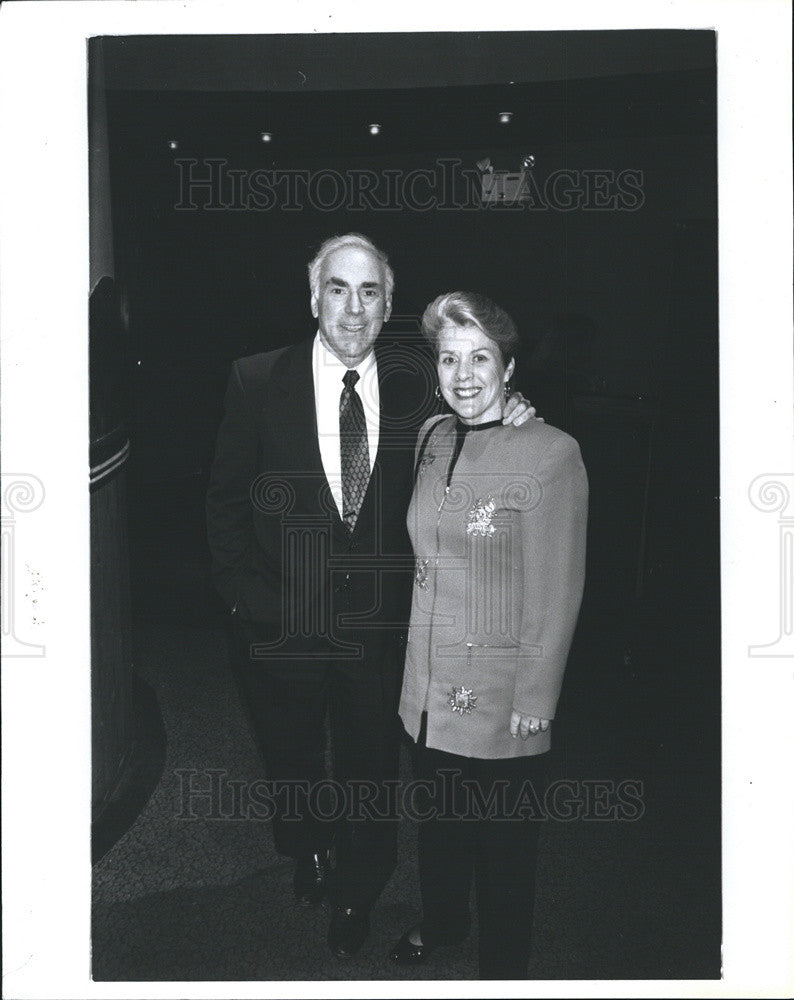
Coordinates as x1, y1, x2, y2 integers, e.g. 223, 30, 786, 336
293, 850, 331, 906
327, 906, 370, 958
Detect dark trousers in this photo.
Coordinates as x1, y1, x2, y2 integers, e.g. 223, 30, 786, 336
229, 624, 402, 911
410, 715, 547, 980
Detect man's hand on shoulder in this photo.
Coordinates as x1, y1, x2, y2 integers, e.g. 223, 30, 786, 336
503, 391, 543, 426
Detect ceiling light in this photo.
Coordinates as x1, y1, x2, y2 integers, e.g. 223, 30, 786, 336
521, 154, 535, 170
168, 139, 179, 150
260, 132, 273, 143
498, 112, 513, 125
368, 123, 381, 136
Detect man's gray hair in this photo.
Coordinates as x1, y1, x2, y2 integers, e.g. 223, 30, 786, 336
307, 232, 395, 300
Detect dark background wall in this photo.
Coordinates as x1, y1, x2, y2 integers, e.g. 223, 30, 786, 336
92, 31, 720, 976
100, 34, 717, 667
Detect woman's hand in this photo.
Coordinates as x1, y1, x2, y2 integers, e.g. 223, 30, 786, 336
502, 391, 543, 426
510, 711, 549, 739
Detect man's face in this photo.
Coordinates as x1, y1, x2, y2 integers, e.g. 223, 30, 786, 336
311, 245, 392, 367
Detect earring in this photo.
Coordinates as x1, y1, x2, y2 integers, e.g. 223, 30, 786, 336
434, 386, 442, 400
503, 382, 512, 399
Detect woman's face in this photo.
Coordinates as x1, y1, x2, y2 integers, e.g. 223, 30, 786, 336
436, 323, 514, 425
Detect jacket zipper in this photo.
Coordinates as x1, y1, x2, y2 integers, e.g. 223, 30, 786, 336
422, 452, 453, 711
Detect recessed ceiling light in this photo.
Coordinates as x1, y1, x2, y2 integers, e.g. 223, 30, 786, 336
260, 132, 273, 143
498, 112, 513, 124
368, 123, 381, 136
168, 139, 179, 150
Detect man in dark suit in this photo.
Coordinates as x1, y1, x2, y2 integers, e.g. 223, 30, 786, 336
206, 233, 531, 957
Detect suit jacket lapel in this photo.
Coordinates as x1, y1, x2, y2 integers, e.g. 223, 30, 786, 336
270, 337, 348, 538
270, 338, 322, 472
269, 337, 408, 543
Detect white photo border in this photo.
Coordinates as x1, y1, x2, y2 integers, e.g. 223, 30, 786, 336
1, 1, 792, 998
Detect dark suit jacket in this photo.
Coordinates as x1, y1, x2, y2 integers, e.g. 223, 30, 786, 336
206, 336, 437, 659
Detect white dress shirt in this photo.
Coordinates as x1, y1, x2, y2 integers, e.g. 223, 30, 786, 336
312, 332, 380, 518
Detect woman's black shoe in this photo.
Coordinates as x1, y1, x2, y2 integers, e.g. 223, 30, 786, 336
389, 928, 435, 965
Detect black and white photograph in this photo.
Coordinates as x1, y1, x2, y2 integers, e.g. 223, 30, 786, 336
1, 2, 792, 998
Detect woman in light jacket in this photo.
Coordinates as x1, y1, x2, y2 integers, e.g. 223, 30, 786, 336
390, 291, 588, 979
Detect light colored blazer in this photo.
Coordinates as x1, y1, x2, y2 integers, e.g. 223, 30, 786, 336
398, 415, 588, 759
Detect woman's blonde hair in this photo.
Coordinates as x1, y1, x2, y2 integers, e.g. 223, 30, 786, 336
421, 291, 519, 365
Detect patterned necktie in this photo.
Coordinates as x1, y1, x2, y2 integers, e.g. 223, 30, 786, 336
339, 368, 369, 533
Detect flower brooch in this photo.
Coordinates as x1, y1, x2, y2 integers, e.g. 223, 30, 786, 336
467, 496, 496, 537
448, 686, 478, 714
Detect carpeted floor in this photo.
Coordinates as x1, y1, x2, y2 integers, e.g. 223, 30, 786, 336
91, 615, 721, 982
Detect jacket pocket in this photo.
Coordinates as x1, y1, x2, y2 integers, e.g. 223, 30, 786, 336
432, 640, 518, 687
